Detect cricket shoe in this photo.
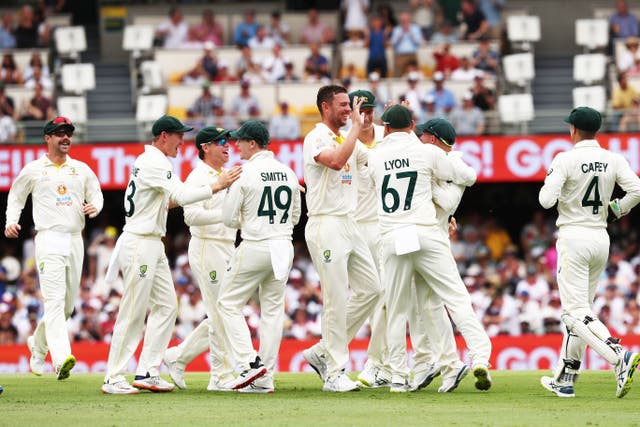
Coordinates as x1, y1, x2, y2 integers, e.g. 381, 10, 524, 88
389, 376, 411, 393
322, 372, 361, 392
615, 351, 640, 398
133, 373, 175, 392
357, 363, 391, 388
540, 376, 575, 398
438, 365, 469, 393
472, 364, 492, 391
56, 355, 76, 380
230, 356, 267, 390
27, 336, 45, 376
163, 346, 186, 390
207, 377, 235, 392
410, 363, 441, 392
238, 376, 274, 394
303, 346, 327, 381
102, 380, 139, 395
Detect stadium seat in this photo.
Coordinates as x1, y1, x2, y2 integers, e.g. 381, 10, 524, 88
502, 53, 535, 87
54, 26, 87, 60
498, 93, 534, 123
61, 63, 96, 95
506, 15, 540, 51
575, 19, 609, 51
572, 86, 606, 112
136, 94, 168, 122
122, 25, 155, 58
57, 96, 88, 124
140, 61, 165, 94
573, 53, 607, 85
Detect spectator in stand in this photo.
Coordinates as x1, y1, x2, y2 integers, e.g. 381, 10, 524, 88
190, 9, 224, 47
24, 64, 53, 91
433, 43, 460, 77
483, 290, 520, 336
619, 97, 640, 132
1, 53, 22, 85
0, 107, 16, 143
14, 5, 41, 48
0, 83, 15, 118
430, 12, 458, 44
541, 291, 563, 333
420, 93, 446, 121
461, 0, 489, 40
610, 0, 639, 41
449, 92, 485, 135
483, 217, 512, 261
199, 41, 218, 81
515, 265, 550, 305
248, 25, 276, 50
188, 82, 222, 120
402, 71, 424, 121
451, 56, 477, 81
87, 226, 122, 301
278, 60, 300, 82
231, 80, 260, 119
617, 36, 640, 77
262, 42, 289, 83
478, 0, 506, 39
0, 12, 16, 49
365, 14, 390, 78
287, 308, 314, 340
300, 8, 335, 45
177, 286, 206, 339
207, 98, 239, 129
471, 72, 496, 111
390, 11, 424, 77
19, 83, 53, 121
266, 10, 291, 46
181, 61, 208, 86
520, 210, 554, 258
438, 0, 462, 28
22, 52, 50, 83
411, 0, 438, 40
471, 37, 499, 75
612, 72, 639, 128
424, 70, 457, 114
236, 45, 256, 79
0, 303, 18, 344
367, 71, 390, 118
341, 0, 369, 40
234, 9, 259, 47
155, 6, 189, 49
342, 30, 365, 48
377, 3, 398, 34
213, 61, 237, 83
304, 42, 331, 82
269, 101, 300, 140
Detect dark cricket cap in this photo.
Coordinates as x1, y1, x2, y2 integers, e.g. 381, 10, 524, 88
563, 106, 601, 132
415, 118, 456, 146
230, 120, 270, 146
43, 116, 75, 135
195, 126, 232, 149
151, 115, 194, 136
348, 90, 376, 108
381, 104, 412, 129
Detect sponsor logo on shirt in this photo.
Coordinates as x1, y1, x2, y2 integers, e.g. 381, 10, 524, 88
55, 184, 72, 206
57, 184, 67, 195
341, 162, 352, 185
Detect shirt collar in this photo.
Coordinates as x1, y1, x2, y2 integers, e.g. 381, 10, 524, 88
248, 150, 274, 162
315, 122, 344, 144
574, 139, 601, 149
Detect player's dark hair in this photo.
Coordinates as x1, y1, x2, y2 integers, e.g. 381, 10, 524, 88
576, 128, 597, 139
316, 85, 347, 116
197, 146, 205, 160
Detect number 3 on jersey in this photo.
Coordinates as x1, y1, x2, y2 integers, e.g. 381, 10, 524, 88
124, 180, 136, 217
258, 185, 292, 224
581, 176, 603, 214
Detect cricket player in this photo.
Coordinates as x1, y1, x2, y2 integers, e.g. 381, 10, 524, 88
5, 116, 103, 381
217, 120, 301, 393
163, 126, 239, 391
101, 116, 241, 394
409, 119, 477, 393
302, 85, 383, 393
539, 106, 640, 398
368, 105, 492, 392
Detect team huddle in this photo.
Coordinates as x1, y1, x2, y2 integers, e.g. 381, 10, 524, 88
4, 85, 640, 397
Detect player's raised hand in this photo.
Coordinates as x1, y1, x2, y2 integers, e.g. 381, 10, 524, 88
4, 223, 21, 238
213, 165, 242, 193
351, 96, 365, 128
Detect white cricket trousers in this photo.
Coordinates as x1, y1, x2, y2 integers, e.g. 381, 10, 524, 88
172, 237, 235, 381
217, 240, 293, 372
104, 232, 178, 383
382, 226, 491, 379
32, 231, 83, 368
356, 220, 389, 371
305, 215, 383, 378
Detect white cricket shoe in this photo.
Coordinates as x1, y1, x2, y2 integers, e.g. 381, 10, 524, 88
472, 364, 492, 391
540, 376, 575, 398
322, 373, 361, 392
615, 351, 640, 398
410, 363, 441, 391
27, 336, 45, 376
303, 347, 327, 381
357, 362, 391, 388
238, 376, 275, 394
56, 355, 76, 381
438, 365, 469, 393
230, 356, 267, 390
133, 373, 175, 392
389, 375, 410, 393
207, 377, 235, 392
163, 346, 186, 390
102, 380, 140, 395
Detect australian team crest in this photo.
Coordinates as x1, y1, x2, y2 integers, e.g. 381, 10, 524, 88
209, 270, 218, 284
38, 262, 44, 273
139, 264, 148, 278
323, 249, 332, 263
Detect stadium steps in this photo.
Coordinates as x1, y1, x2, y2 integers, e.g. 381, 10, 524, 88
529, 55, 574, 134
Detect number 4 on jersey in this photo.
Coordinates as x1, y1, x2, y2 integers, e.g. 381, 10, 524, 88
581, 176, 603, 214
258, 185, 292, 224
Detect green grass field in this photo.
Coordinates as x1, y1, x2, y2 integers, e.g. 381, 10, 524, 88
0, 371, 638, 427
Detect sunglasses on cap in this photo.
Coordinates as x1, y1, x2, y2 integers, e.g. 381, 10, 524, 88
53, 116, 72, 125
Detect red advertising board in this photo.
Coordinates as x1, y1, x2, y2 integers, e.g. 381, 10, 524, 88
1, 134, 638, 190
2, 335, 640, 374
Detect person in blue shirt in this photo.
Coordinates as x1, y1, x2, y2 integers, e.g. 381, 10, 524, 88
610, 0, 639, 40
234, 9, 259, 47
0, 12, 16, 49
390, 11, 424, 77
424, 71, 457, 114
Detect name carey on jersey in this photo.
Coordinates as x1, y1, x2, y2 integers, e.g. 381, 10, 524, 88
581, 162, 608, 173
261, 172, 288, 182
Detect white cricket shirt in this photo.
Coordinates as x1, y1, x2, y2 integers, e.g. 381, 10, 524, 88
355, 124, 385, 223
184, 161, 237, 242
6, 154, 103, 233
432, 151, 468, 237
539, 139, 640, 229
123, 144, 211, 236
223, 150, 301, 241
303, 122, 367, 217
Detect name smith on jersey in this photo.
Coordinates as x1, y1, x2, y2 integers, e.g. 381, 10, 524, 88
261, 172, 289, 182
